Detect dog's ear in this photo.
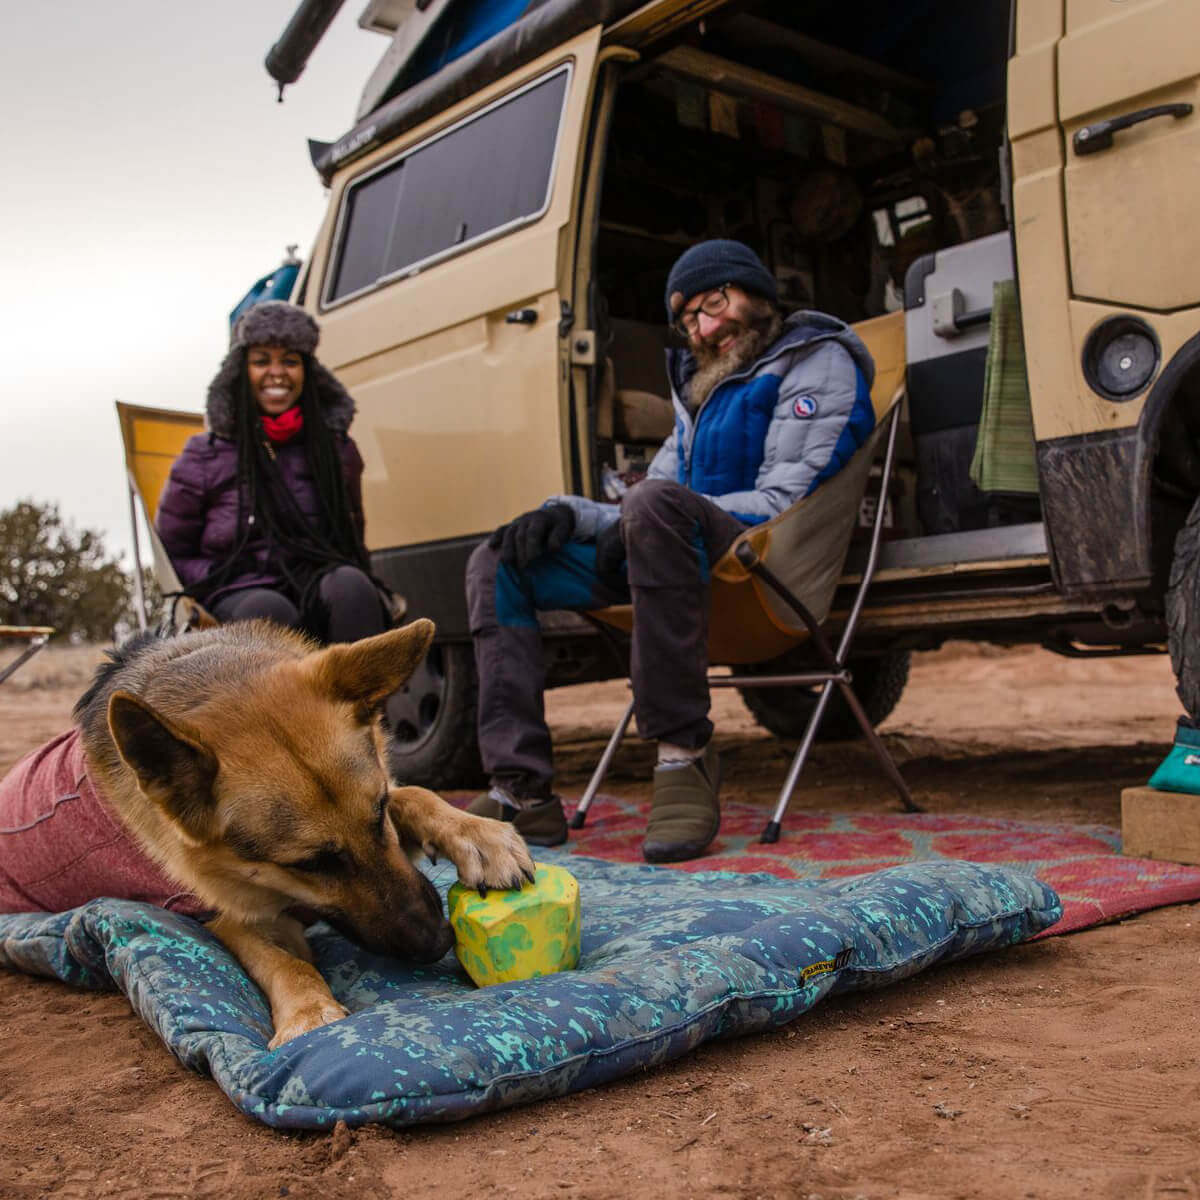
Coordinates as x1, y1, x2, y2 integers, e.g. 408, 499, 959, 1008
304, 618, 436, 711
107, 691, 219, 840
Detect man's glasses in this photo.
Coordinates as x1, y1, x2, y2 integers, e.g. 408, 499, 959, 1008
673, 284, 732, 337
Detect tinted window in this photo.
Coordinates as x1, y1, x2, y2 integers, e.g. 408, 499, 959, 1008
327, 68, 569, 304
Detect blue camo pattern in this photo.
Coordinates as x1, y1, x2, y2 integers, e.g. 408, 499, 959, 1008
0, 856, 1059, 1129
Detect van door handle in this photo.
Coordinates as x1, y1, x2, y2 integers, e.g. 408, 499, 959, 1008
505, 308, 538, 325
1073, 102, 1193, 156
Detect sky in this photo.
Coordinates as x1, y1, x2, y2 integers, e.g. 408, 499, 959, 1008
1, 2, 388, 568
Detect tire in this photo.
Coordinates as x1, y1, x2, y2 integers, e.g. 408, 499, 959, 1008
1167, 493, 1200, 718
737, 648, 911, 742
385, 641, 485, 789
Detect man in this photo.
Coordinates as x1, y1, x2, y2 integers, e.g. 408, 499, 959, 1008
465, 239, 876, 862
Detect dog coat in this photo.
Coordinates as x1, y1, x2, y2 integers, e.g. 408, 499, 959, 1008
0, 729, 208, 916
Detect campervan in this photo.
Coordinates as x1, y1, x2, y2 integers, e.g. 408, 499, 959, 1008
267, 0, 1200, 786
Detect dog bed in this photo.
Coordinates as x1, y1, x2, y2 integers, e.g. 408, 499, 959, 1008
0, 854, 1059, 1129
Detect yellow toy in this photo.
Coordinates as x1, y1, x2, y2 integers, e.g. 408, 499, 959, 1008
448, 862, 581, 987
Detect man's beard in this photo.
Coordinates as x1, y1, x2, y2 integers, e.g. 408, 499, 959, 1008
686, 302, 784, 410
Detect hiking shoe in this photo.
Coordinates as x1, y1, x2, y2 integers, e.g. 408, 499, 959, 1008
643, 742, 721, 863
467, 787, 568, 847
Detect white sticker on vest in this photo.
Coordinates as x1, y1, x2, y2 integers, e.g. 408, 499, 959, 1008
793, 394, 818, 418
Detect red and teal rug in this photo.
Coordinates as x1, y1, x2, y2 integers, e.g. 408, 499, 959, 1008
484, 794, 1200, 937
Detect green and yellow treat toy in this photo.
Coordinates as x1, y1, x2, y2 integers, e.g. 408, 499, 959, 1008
448, 862, 581, 987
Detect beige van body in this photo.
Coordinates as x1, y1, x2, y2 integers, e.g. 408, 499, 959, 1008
292, 0, 1200, 784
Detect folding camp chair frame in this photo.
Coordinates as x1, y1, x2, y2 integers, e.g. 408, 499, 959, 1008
570, 405, 919, 843
0, 627, 55, 686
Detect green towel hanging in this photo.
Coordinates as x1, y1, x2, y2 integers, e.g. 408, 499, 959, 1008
970, 279, 1039, 495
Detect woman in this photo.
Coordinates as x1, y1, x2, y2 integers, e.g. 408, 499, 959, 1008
157, 300, 391, 642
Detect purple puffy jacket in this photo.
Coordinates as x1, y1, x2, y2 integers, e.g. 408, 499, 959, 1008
156, 347, 364, 605
155, 431, 365, 605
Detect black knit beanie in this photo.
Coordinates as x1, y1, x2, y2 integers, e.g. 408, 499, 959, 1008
664, 239, 778, 320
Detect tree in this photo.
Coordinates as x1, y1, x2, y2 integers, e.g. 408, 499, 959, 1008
0, 500, 136, 642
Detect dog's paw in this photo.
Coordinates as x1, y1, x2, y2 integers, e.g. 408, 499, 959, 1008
433, 816, 536, 893
268, 998, 350, 1049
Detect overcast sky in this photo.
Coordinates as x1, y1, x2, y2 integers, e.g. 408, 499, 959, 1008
1, 2, 386, 568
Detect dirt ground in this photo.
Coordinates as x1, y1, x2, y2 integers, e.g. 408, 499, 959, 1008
1, 642, 1198, 1199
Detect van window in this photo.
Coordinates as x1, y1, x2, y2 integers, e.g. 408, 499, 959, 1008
325, 66, 570, 305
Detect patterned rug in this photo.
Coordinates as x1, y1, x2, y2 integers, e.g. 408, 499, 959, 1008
455, 794, 1200, 938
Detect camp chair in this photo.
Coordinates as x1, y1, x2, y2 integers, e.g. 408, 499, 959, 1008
0, 626, 55, 686
573, 321, 919, 842
115, 401, 208, 632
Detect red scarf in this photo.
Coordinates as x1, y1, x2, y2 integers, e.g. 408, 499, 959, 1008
261, 405, 304, 444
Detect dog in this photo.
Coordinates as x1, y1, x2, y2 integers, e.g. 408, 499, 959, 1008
66, 617, 533, 1046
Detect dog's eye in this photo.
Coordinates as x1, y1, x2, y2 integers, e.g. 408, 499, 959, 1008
287, 848, 347, 875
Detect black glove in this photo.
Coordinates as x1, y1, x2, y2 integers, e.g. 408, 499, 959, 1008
594, 519, 627, 588
487, 503, 575, 570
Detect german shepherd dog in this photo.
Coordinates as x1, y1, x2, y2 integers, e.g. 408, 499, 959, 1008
72, 618, 533, 1047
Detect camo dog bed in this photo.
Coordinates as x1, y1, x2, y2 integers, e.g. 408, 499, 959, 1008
0, 854, 1060, 1129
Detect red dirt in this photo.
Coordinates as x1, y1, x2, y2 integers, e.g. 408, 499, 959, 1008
1, 642, 1199, 1199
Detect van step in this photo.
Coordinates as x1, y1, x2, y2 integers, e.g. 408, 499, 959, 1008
843, 521, 1047, 582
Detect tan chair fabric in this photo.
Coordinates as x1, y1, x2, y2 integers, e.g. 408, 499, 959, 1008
851, 311, 906, 416
592, 396, 899, 665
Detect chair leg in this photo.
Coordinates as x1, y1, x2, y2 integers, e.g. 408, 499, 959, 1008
571, 694, 636, 830
0, 634, 50, 687
759, 678, 839, 843
836, 679, 922, 813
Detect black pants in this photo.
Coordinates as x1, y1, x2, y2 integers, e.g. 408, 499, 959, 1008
465, 481, 744, 794
212, 564, 388, 643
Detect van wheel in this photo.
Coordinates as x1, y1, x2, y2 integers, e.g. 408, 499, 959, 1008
1167, 494, 1200, 718
737, 649, 911, 742
385, 642, 485, 789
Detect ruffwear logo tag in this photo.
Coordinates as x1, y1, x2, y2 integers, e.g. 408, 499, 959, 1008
800, 946, 852, 982
793, 394, 818, 419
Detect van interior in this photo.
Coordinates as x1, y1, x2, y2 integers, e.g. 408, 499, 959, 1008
589, 0, 1036, 549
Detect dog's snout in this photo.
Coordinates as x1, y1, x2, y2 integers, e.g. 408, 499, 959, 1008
407, 873, 454, 962
351, 864, 453, 962
418, 918, 456, 963
385, 909, 453, 964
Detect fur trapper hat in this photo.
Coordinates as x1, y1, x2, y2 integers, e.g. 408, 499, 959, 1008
665, 239, 778, 320
205, 301, 354, 438
232, 300, 320, 355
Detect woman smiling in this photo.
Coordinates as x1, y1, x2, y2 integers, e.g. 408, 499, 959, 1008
156, 301, 392, 643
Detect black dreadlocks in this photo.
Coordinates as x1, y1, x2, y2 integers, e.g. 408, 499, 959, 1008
182, 349, 376, 626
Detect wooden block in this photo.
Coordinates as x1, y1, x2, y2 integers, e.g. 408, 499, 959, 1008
1122, 786, 1200, 865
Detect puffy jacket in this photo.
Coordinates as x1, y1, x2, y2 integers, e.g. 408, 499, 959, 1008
556, 311, 876, 538
155, 432, 365, 604
156, 349, 364, 604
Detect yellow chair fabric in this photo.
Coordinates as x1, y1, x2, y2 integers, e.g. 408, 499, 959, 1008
115, 401, 204, 601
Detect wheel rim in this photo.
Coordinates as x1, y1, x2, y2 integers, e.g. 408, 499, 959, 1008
386, 644, 447, 753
